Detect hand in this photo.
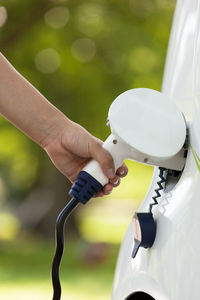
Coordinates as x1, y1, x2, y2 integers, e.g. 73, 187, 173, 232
43, 120, 128, 197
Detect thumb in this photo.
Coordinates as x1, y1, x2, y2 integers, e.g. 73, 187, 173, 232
89, 138, 115, 179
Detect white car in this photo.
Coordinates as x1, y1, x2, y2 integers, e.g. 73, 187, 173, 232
111, 0, 200, 299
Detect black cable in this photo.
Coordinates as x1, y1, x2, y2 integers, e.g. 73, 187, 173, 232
52, 197, 79, 300
149, 167, 167, 213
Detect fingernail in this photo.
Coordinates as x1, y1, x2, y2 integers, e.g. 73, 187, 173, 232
105, 190, 111, 195
119, 170, 125, 176
113, 179, 120, 186
107, 168, 115, 178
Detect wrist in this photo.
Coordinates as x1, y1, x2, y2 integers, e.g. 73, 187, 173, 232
40, 114, 72, 150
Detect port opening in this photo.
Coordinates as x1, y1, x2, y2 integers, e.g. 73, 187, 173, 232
125, 291, 155, 299
164, 127, 189, 192
165, 169, 182, 192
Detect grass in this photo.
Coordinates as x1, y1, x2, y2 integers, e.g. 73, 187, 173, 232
0, 238, 120, 300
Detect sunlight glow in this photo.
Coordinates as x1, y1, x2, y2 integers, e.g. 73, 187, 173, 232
35, 48, 61, 74
71, 38, 96, 63
44, 6, 69, 29
76, 3, 104, 36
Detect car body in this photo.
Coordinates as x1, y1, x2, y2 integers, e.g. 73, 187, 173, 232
111, 0, 200, 299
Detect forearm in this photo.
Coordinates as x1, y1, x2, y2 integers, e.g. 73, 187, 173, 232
0, 53, 70, 147
0, 54, 127, 193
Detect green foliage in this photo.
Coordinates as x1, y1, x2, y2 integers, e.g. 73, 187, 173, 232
0, 239, 119, 299
0, 0, 175, 197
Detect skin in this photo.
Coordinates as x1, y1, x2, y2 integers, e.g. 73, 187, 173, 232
0, 53, 128, 196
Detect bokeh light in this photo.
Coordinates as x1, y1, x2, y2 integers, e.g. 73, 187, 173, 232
129, 47, 159, 74
76, 3, 104, 37
71, 38, 96, 62
0, 213, 20, 240
35, 48, 61, 74
0, 6, 7, 27
44, 6, 70, 29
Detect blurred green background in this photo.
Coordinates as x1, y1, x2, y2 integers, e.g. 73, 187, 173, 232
0, 0, 175, 299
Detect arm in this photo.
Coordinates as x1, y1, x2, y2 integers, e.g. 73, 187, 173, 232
0, 53, 128, 195
0, 52, 69, 147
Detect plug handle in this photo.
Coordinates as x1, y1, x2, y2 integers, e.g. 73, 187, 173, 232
83, 134, 125, 186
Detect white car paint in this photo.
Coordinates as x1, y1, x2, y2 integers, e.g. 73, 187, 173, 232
111, 0, 200, 299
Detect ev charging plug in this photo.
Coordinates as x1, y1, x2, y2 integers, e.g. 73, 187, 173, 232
70, 88, 186, 204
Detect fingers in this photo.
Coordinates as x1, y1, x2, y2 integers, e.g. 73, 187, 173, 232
89, 138, 128, 198
89, 139, 128, 181
116, 163, 128, 177
93, 179, 119, 198
109, 175, 121, 187
89, 139, 115, 179
93, 183, 113, 198
94, 164, 128, 198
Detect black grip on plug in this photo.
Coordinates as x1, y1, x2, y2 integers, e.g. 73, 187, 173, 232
69, 171, 103, 204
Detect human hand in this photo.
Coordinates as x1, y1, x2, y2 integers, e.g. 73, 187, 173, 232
43, 120, 128, 197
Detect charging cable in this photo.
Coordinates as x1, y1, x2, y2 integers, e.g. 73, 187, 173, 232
51, 171, 103, 300
52, 197, 79, 300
